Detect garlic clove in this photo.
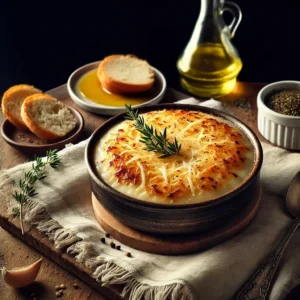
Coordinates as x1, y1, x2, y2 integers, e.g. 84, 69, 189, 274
2, 258, 43, 288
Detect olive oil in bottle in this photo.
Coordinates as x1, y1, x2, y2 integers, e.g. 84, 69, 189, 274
177, 43, 242, 98
177, 0, 243, 98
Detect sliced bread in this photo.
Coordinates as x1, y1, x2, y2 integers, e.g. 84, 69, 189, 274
97, 54, 155, 94
21, 94, 77, 142
1, 84, 42, 129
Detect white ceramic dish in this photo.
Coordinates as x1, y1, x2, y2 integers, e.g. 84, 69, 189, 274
257, 80, 300, 150
67, 61, 166, 116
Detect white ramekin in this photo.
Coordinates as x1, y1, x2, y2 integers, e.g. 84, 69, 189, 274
257, 81, 300, 150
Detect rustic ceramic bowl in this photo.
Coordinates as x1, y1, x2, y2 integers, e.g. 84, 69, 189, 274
67, 61, 166, 116
85, 104, 263, 235
257, 80, 300, 150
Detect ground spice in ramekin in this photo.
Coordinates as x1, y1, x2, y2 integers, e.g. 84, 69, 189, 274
266, 90, 300, 116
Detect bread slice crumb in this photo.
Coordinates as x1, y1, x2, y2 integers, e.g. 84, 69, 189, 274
21, 94, 76, 142
97, 54, 154, 94
1, 84, 42, 129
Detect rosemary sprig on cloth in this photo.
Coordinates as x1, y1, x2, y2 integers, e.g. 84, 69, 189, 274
125, 104, 181, 158
12, 149, 61, 234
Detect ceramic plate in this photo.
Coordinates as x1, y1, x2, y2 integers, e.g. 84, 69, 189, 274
1, 106, 84, 156
67, 61, 167, 116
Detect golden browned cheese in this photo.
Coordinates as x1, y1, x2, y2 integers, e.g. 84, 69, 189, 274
95, 109, 254, 204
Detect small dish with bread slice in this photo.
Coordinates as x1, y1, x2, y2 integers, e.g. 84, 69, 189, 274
1, 84, 84, 155
67, 55, 166, 116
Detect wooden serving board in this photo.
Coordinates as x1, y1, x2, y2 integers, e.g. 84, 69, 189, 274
0, 85, 192, 299
0, 83, 266, 299
92, 184, 262, 255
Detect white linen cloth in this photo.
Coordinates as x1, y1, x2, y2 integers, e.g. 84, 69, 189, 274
1, 98, 300, 300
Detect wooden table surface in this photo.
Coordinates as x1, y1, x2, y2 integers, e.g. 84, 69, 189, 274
2, 81, 295, 300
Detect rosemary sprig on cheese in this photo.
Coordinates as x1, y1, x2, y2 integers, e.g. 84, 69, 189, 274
125, 104, 181, 158
12, 149, 61, 234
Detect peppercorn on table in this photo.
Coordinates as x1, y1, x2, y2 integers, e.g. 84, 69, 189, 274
0, 85, 189, 300
1, 82, 290, 300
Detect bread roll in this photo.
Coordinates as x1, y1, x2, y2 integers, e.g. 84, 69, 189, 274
21, 94, 76, 142
97, 54, 154, 94
1, 84, 42, 129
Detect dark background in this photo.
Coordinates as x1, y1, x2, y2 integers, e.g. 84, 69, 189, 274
1, 0, 300, 95
1, 1, 300, 299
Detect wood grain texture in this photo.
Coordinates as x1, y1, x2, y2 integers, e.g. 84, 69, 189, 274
0, 82, 266, 299
0, 227, 108, 300
92, 184, 262, 255
0, 86, 188, 300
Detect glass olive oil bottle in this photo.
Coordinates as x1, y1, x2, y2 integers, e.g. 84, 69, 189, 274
177, 0, 243, 98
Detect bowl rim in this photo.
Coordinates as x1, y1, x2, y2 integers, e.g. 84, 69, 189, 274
257, 80, 300, 120
85, 103, 263, 209
1, 106, 84, 150
67, 60, 167, 115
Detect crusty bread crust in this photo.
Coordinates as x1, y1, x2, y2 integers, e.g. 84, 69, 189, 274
21, 94, 76, 142
97, 54, 155, 94
99, 73, 154, 94
1, 84, 42, 129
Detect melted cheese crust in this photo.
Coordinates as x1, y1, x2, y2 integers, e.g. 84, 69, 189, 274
95, 109, 254, 204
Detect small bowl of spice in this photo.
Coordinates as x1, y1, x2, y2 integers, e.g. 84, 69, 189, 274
257, 81, 300, 150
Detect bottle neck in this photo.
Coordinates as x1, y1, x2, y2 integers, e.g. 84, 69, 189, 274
199, 0, 223, 20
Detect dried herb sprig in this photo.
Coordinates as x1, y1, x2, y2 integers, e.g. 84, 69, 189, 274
13, 149, 61, 234
125, 104, 181, 158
